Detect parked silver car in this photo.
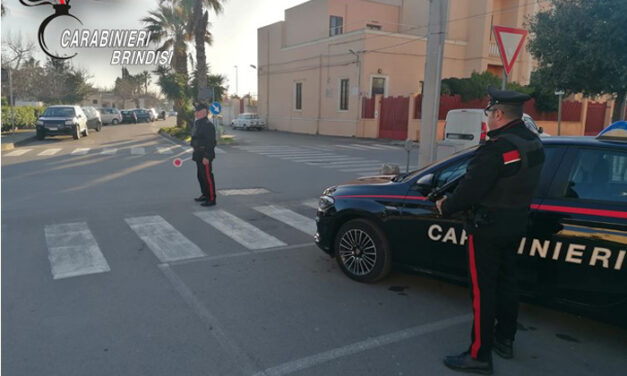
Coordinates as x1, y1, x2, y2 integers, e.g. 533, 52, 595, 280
99, 107, 122, 125
231, 113, 266, 131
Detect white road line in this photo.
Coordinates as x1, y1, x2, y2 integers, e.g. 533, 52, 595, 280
350, 144, 387, 150
323, 162, 380, 169
5, 149, 32, 156
252, 314, 471, 376
253, 205, 316, 236
333, 145, 364, 150
215, 147, 226, 154
100, 148, 118, 155
157, 146, 175, 154
125, 216, 206, 262
44, 222, 110, 280
131, 147, 146, 155
299, 157, 364, 163
340, 167, 382, 173
218, 188, 270, 196
38, 148, 62, 156
372, 143, 400, 150
194, 210, 286, 250
71, 148, 90, 155
183, 147, 193, 153
302, 199, 319, 209
321, 160, 381, 167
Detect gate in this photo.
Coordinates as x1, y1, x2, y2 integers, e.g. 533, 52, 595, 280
379, 96, 409, 140
585, 102, 607, 135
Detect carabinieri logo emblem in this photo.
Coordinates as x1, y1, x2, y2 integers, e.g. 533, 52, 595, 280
20, 0, 82, 60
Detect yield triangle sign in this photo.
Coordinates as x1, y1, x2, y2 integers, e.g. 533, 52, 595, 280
493, 26, 528, 76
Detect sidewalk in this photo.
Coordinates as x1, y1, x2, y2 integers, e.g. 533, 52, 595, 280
1, 129, 36, 151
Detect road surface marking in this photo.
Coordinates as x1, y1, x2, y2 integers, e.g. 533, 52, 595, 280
38, 148, 62, 156
131, 147, 146, 155
218, 188, 270, 196
350, 143, 388, 150
252, 314, 471, 376
254, 205, 316, 236
157, 146, 175, 154
302, 199, 319, 209
215, 147, 226, 154
340, 166, 385, 172
44, 222, 110, 280
372, 143, 400, 150
125, 216, 206, 262
101, 148, 118, 155
194, 210, 286, 250
5, 149, 32, 156
333, 145, 365, 150
71, 148, 90, 155
321, 160, 381, 167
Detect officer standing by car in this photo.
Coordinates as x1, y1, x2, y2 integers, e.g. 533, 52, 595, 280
435, 87, 545, 374
191, 103, 217, 207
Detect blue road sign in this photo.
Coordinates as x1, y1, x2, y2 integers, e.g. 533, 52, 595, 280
210, 102, 222, 115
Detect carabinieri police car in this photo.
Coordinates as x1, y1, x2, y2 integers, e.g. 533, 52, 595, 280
315, 134, 626, 324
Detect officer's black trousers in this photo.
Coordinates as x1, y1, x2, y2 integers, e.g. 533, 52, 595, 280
467, 226, 521, 361
196, 159, 216, 202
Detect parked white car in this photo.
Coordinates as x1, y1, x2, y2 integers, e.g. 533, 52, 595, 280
443, 109, 547, 149
231, 113, 266, 131
99, 107, 122, 125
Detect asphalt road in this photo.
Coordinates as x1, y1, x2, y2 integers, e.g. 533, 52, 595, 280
2, 120, 626, 376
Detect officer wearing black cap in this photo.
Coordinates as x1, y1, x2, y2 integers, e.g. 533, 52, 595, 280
436, 87, 545, 374
191, 102, 217, 207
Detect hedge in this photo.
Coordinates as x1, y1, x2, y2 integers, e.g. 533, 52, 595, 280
1, 105, 46, 130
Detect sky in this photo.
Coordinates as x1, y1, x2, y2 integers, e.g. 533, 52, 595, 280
1, 0, 308, 97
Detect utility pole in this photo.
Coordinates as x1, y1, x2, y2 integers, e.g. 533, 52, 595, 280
418, 0, 449, 168
234, 65, 239, 96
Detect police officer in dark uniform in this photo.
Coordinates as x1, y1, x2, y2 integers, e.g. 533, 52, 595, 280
436, 87, 545, 374
191, 103, 217, 207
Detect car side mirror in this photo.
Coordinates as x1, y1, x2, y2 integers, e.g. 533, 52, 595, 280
538, 127, 544, 134
412, 173, 434, 195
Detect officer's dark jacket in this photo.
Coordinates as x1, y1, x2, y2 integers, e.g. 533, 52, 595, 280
190, 117, 216, 162
441, 119, 545, 222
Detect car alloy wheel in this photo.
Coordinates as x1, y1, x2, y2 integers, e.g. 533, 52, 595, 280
334, 219, 391, 282
96, 123, 102, 132
112, 119, 119, 125
73, 125, 81, 140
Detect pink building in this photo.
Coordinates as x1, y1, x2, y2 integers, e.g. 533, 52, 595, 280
257, 0, 539, 138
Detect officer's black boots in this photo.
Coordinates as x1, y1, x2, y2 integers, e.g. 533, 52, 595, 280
201, 200, 216, 207
443, 351, 493, 375
493, 337, 514, 359
194, 195, 207, 202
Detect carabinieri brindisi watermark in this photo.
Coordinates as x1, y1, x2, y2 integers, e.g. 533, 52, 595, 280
60, 29, 174, 66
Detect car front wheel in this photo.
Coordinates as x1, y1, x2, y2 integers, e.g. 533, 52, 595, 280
334, 219, 391, 283
72, 125, 81, 140
112, 119, 119, 125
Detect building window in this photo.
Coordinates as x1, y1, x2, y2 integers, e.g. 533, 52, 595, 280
366, 24, 381, 31
371, 77, 386, 97
330, 16, 343, 36
339, 79, 349, 111
295, 82, 302, 111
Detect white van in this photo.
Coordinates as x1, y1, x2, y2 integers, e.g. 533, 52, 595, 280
443, 109, 547, 149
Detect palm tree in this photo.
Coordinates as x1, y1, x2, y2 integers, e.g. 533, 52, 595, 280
142, 2, 192, 76
181, 0, 225, 100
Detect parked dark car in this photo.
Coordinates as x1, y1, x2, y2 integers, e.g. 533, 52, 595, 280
35, 105, 89, 140
121, 110, 137, 124
315, 135, 627, 325
133, 109, 152, 123
81, 106, 102, 132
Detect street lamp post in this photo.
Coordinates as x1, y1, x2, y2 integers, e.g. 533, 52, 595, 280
555, 89, 565, 136
234, 65, 239, 96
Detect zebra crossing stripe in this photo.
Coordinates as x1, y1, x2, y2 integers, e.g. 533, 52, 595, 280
71, 148, 90, 155
101, 148, 118, 155
44, 222, 110, 280
333, 145, 364, 150
131, 147, 146, 155
372, 143, 400, 150
254, 205, 316, 236
302, 199, 319, 209
125, 216, 206, 262
38, 148, 62, 156
350, 144, 386, 150
5, 149, 32, 156
157, 146, 175, 154
194, 210, 286, 250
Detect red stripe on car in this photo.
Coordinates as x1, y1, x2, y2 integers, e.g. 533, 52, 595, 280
335, 195, 427, 200
531, 204, 627, 219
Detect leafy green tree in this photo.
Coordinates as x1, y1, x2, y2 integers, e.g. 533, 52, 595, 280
528, 0, 627, 120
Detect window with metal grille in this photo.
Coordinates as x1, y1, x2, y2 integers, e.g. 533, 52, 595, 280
340, 79, 349, 111
330, 16, 343, 36
295, 82, 302, 111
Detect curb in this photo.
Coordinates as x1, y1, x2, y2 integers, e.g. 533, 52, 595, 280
1, 134, 37, 151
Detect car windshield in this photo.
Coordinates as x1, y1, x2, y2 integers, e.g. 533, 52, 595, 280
399, 145, 479, 182
43, 107, 75, 117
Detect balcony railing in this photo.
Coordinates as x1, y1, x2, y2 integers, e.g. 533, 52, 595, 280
489, 41, 500, 57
